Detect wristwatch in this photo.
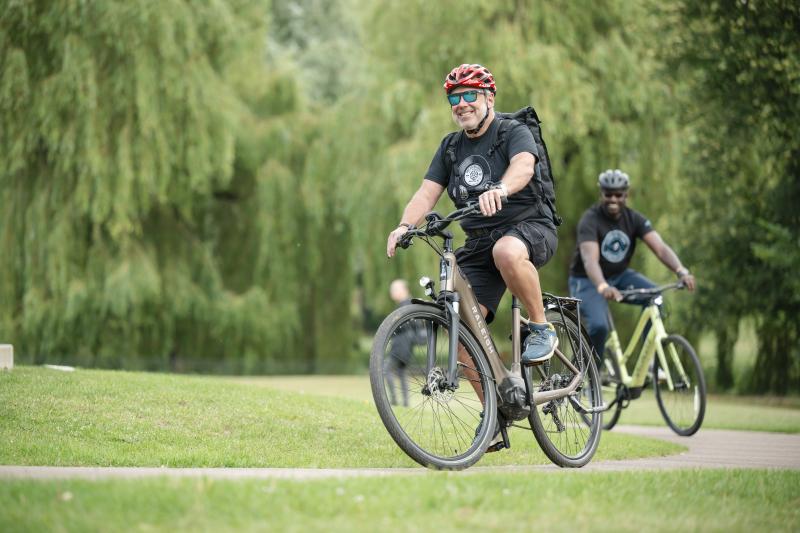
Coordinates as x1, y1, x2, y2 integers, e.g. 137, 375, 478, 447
398, 222, 414, 230
676, 267, 690, 277
491, 182, 508, 200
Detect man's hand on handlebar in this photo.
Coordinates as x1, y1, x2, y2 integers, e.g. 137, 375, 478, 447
478, 187, 506, 217
387, 225, 409, 258
679, 272, 696, 291
601, 285, 623, 302
386, 203, 484, 258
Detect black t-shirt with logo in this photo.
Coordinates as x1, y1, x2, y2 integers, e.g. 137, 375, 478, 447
569, 203, 654, 277
424, 118, 549, 231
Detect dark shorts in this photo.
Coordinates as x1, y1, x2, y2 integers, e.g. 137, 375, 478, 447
455, 219, 557, 323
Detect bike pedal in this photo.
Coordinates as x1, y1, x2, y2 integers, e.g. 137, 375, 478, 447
486, 441, 507, 453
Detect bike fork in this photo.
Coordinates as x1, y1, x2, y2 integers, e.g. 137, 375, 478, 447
445, 298, 460, 388
425, 320, 437, 374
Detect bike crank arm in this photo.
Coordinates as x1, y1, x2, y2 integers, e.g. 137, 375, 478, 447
567, 394, 607, 414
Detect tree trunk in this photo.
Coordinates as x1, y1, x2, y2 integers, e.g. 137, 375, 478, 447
714, 324, 736, 390
750, 321, 794, 394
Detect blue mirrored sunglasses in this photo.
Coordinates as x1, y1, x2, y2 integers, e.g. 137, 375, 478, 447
447, 90, 481, 106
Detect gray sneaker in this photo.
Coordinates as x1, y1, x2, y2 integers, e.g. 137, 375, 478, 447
522, 322, 558, 364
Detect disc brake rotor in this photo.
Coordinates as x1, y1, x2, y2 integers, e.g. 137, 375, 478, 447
427, 367, 454, 403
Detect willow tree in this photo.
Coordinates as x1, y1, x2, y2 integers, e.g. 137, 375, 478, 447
662, 0, 800, 393
0, 1, 302, 372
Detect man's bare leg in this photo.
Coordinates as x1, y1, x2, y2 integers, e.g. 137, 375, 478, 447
491, 235, 545, 322
492, 235, 557, 363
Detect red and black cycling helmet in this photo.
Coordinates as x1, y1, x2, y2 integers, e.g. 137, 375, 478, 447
444, 64, 496, 94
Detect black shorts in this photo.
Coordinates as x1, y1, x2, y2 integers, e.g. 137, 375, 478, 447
455, 219, 557, 323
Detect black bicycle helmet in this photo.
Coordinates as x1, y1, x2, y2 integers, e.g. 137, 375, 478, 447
598, 169, 630, 190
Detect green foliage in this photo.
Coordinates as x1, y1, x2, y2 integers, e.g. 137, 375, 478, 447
1, 0, 796, 385
662, 0, 800, 393
0, 1, 302, 372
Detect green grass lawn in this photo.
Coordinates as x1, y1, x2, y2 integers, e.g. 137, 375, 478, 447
1, 470, 798, 532
1, 367, 798, 532
601, 390, 800, 433
236, 374, 800, 433
0, 367, 680, 468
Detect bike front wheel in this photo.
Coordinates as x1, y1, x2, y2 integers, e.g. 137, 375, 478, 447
528, 308, 603, 468
370, 304, 497, 470
653, 334, 706, 436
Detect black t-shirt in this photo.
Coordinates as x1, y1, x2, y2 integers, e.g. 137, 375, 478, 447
569, 204, 654, 277
424, 118, 548, 231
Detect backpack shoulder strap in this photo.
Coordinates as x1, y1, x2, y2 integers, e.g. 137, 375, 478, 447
486, 117, 513, 158
443, 131, 461, 167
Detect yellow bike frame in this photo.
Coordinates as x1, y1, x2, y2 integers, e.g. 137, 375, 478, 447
604, 300, 691, 391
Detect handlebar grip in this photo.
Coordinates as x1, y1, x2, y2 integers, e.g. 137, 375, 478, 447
397, 233, 413, 249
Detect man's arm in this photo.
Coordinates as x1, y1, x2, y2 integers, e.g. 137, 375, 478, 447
387, 180, 445, 258
478, 151, 535, 217
579, 241, 623, 301
642, 231, 696, 290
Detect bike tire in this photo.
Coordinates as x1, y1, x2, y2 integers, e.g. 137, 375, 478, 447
528, 308, 603, 468
370, 304, 497, 470
653, 334, 706, 436
600, 347, 624, 431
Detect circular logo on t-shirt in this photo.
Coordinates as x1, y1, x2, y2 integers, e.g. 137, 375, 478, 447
463, 164, 483, 186
601, 230, 630, 263
457, 155, 491, 190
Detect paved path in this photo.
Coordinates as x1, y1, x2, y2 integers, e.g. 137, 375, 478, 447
1, 425, 798, 480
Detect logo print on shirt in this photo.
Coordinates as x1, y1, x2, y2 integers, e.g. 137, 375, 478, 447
601, 230, 630, 263
464, 164, 483, 186
457, 155, 491, 190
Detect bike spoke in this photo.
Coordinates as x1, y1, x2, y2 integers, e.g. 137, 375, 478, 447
654, 336, 706, 436
528, 309, 602, 467
371, 306, 494, 468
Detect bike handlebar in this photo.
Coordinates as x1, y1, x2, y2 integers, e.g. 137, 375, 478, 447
397, 203, 482, 249
617, 281, 686, 298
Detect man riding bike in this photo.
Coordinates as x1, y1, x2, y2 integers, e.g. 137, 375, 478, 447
386, 63, 559, 365
568, 169, 696, 357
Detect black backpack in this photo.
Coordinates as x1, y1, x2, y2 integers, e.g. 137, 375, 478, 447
443, 106, 562, 226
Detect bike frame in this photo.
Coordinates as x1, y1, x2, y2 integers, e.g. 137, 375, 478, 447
604, 296, 692, 391
438, 247, 588, 408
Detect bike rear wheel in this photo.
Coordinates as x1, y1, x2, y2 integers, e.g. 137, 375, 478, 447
370, 304, 497, 470
654, 334, 706, 436
600, 347, 624, 430
528, 308, 603, 468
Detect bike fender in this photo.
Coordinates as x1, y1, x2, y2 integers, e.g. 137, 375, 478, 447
410, 298, 445, 310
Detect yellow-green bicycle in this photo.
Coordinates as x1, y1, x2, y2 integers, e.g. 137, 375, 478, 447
600, 282, 706, 436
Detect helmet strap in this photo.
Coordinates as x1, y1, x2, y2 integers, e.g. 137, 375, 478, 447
466, 105, 490, 136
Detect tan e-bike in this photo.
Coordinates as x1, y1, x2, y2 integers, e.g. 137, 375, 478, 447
370, 205, 603, 470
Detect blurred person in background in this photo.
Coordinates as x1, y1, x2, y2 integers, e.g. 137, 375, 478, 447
568, 169, 696, 357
